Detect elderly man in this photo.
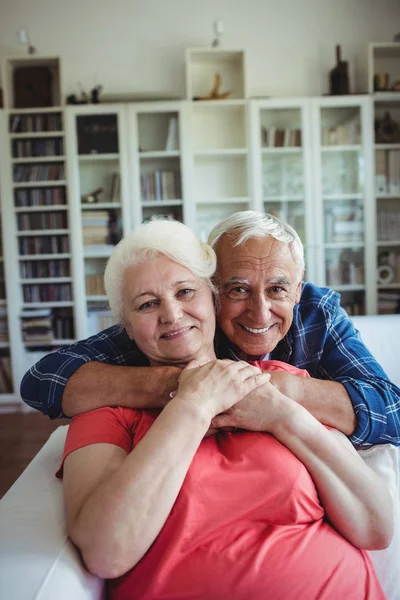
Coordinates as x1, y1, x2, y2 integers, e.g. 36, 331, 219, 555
21, 211, 400, 446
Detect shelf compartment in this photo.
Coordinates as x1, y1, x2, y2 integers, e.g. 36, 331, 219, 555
138, 111, 180, 153
190, 104, 246, 151
186, 49, 246, 100
193, 154, 248, 202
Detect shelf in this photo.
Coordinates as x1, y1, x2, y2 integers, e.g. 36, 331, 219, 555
23, 302, 74, 308
324, 242, 364, 248
197, 197, 249, 205
81, 203, 121, 210
321, 145, 361, 152
142, 200, 182, 207
17, 229, 69, 236
15, 205, 68, 212
191, 99, 246, 108
332, 284, 365, 291
195, 149, 248, 157
323, 194, 363, 201
21, 277, 72, 284
78, 153, 119, 161
10, 131, 64, 139
0, 342, 10, 349
84, 245, 114, 258
373, 92, 400, 102
12, 156, 65, 163
377, 283, 400, 290
264, 195, 303, 202
139, 151, 180, 159
25, 339, 76, 347
8, 106, 63, 114
261, 147, 302, 154
375, 144, 400, 150
86, 295, 108, 302
13, 181, 67, 188
18, 253, 72, 260
376, 194, 400, 200
377, 241, 400, 247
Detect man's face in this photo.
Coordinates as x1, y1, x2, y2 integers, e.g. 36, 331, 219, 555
216, 235, 302, 360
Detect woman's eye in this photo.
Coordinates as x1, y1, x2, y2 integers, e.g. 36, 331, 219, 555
138, 301, 156, 311
177, 288, 194, 299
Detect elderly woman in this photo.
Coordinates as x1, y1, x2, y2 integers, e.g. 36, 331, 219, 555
58, 219, 391, 600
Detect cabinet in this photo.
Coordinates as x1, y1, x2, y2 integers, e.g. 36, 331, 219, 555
249, 98, 315, 281
185, 49, 251, 240
312, 96, 375, 316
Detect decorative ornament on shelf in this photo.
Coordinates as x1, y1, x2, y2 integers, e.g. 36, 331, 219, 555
81, 187, 104, 204
375, 111, 400, 144
193, 73, 232, 101
16, 27, 36, 55
67, 82, 103, 105
329, 44, 350, 95
211, 18, 224, 48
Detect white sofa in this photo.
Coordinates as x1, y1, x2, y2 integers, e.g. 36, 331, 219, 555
0, 314, 399, 600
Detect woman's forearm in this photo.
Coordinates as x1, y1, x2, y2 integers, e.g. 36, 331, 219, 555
70, 397, 209, 579
62, 362, 181, 416
272, 399, 393, 550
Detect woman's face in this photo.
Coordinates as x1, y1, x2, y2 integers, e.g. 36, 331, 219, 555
123, 255, 216, 366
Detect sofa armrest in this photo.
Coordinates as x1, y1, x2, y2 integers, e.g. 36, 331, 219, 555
0, 425, 105, 600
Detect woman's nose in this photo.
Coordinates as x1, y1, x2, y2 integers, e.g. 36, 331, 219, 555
160, 300, 183, 324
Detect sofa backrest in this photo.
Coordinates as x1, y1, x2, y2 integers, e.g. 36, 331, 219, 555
351, 315, 400, 388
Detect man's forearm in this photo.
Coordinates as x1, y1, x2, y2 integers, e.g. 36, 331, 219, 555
62, 362, 181, 417
271, 374, 357, 436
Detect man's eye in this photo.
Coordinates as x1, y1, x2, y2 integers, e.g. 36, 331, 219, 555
228, 286, 247, 297
269, 286, 284, 295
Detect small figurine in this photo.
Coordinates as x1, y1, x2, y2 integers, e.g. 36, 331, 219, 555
193, 73, 232, 101
81, 187, 103, 204
91, 85, 103, 104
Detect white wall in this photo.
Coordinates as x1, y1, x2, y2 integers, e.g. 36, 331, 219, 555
0, 0, 399, 101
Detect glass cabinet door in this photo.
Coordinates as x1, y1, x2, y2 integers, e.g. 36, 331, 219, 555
249, 99, 314, 281
312, 97, 374, 315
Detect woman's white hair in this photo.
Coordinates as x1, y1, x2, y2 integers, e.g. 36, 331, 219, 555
208, 211, 305, 278
104, 218, 217, 324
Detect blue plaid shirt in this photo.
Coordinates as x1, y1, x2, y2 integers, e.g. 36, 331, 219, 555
21, 283, 400, 446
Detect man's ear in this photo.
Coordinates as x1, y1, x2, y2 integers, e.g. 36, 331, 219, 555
295, 277, 303, 303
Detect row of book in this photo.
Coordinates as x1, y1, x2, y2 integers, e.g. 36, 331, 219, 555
0, 356, 12, 393
15, 187, 66, 207
86, 274, 105, 296
321, 122, 361, 146
20, 259, 70, 279
23, 283, 72, 303
378, 292, 400, 314
324, 205, 364, 244
82, 210, 109, 246
12, 138, 64, 158
19, 235, 69, 256
0, 307, 8, 342
21, 308, 74, 343
261, 127, 302, 148
141, 170, 181, 201
377, 209, 400, 241
17, 212, 68, 231
326, 260, 364, 286
13, 164, 65, 183
342, 301, 364, 316
376, 150, 400, 195
9, 113, 63, 134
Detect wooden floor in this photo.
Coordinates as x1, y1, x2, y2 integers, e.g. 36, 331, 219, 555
0, 412, 70, 498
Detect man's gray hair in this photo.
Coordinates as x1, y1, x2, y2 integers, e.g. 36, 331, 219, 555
104, 218, 217, 324
208, 211, 305, 278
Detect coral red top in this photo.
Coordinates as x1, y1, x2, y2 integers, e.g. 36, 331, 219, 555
58, 360, 385, 599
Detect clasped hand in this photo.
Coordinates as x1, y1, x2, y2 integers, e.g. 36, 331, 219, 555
175, 359, 293, 435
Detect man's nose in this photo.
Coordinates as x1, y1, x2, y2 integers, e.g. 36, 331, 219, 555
247, 295, 271, 323
160, 300, 183, 324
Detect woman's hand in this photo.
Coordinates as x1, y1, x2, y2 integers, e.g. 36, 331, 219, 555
211, 379, 295, 433
175, 359, 271, 423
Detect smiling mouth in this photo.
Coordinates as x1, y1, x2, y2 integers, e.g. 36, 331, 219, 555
239, 324, 273, 335
161, 326, 193, 339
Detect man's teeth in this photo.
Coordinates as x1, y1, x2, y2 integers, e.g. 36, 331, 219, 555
242, 325, 271, 334
163, 327, 191, 338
